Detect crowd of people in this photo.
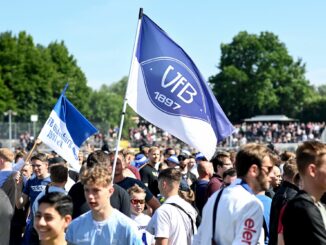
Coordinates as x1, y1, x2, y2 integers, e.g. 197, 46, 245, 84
127, 122, 326, 148
0, 139, 325, 244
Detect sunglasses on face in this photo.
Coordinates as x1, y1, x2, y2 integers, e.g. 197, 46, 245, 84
130, 199, 145, 205
261, 166, 273, 174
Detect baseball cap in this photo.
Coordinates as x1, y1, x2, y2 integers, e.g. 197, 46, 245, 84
195, 152, 206, 161
134, 154, 148, 168
166, 155, 179, 165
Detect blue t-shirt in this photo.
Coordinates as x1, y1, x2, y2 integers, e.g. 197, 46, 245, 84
23, 175, 51, 208
257, 194, 272, 244
0, 170, 15, 187
66, 209, 142, 245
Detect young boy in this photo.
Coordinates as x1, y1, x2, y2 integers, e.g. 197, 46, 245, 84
34, 192, 72, 245
66, 165, 142, 245
128, 184, 155, 245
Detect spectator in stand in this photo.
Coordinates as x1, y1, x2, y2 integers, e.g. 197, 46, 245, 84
207, 151, 233, 197
282, 141, 326, 244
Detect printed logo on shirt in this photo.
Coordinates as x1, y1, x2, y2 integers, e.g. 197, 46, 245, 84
31, 185, 46, 192
137, 225, 147, 230
241, 218, 256, 244
152, 171, 158, 177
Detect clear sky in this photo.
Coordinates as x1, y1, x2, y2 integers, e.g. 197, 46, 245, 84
1, 1, 325, 90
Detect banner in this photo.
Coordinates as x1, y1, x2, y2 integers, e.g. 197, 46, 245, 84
126, 14, 234, 160
38, 86, 98, 171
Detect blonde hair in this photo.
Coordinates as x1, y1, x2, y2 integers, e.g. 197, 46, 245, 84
0, 148, 15, 162
80, 165, 112, 186
127, 184, 146, 196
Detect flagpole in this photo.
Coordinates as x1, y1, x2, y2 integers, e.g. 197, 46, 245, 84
25, 138, 42, 163
111, 8, 143, 183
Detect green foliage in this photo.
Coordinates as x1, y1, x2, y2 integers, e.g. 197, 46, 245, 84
89, 79, 136, 138
0, 31, 136, 137
210, 31, 313, 122
108, 76, 128, 97
0, 31, 91, 121
300, 97, 326, 122
317, 84, 326, 97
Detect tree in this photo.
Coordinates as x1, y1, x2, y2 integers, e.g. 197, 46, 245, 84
317, 84, 326, 97
0, 31, 91, 122
89, 79, 136, 138
301, 97, 326, 122
209, 31, 313, 122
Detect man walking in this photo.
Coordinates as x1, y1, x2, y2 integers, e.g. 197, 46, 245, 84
194, 143, 274, 244
147, 168, 197, 245
66, 165, 142, 244
282, 141, 326, 244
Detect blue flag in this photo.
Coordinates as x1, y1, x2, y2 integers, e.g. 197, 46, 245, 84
126, 14, 234, 160
38, 85, 98, 170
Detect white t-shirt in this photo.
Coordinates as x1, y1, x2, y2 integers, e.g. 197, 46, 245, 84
131, 213, 155, 245
147, 195, 197, 245
193, 179, 265, 245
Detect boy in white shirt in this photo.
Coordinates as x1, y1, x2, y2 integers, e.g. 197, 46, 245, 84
128, 184, 155, 245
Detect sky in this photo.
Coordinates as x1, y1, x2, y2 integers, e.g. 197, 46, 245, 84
1, 1, 325, 90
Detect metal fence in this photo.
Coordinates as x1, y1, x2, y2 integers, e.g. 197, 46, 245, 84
0, 122, 42, 139
0, 122, 112, 139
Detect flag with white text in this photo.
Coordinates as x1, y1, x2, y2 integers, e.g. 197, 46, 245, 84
126, 14, 234, 160
38, 85, 98, 171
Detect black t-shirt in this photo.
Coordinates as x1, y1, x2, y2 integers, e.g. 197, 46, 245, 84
139, 164, 159, 197
282, 190, 326, 244
182, 171, 197, 184
116, 177, 154, 202
68, 182, 130, 219
68, 169, 79, 182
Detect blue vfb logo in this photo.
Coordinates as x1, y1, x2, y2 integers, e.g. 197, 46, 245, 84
141, 58, 209, 122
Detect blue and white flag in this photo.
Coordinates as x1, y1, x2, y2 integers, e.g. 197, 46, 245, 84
126, 14, 234, 160
38, 85, 98, 171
